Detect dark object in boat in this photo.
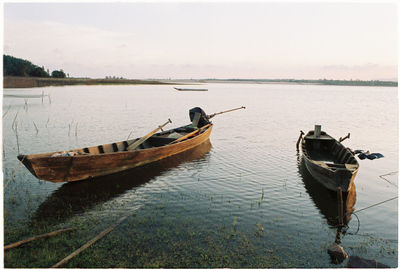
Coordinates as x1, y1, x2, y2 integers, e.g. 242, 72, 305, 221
174, 87, 208, 91
300, 125, 359, 192
189, 107, 210, 127
18, 108, 213, 183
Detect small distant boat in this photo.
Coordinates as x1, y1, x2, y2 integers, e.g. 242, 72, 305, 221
300, 125, 359, 192
174, 87, 208, 91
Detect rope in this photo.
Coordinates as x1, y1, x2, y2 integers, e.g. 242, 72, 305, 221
343, 196, 397, 237
379, 171, 398, 187
352, 196, 398, 214
4, 156, 26, 190
344, 212, 360, 236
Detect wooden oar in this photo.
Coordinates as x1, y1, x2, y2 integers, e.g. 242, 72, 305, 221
169, 124, 211, 145
207, 106, 246, 119
4, 227, 75, 250
127, 119, 172, 150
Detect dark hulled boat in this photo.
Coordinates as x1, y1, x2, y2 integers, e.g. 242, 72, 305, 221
300, 126, 359, 192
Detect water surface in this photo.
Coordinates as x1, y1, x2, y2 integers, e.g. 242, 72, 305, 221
3, 83, 398, 267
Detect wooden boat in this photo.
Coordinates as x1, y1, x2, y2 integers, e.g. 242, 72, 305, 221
298, 157, 356, 227
33, 140, 212, 223
18, 109, 213, 183
174, 87, 208, 91
300, 125, 359, 192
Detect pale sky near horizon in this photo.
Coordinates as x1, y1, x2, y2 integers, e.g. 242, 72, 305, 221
3, 2, 398, 80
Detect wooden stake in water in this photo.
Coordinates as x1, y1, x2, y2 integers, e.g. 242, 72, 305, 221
337, 187, 344, 227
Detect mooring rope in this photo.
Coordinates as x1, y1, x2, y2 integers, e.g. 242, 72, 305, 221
379, 171, 398, 187
4, 156, 26, 190
352, 196, 398, 215
342, 197, 397, 236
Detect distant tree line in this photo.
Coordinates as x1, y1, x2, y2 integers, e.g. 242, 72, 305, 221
207, 78, 397, 87
3, 55, 67, 78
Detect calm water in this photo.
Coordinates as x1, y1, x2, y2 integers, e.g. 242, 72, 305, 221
2, 83, 398, 267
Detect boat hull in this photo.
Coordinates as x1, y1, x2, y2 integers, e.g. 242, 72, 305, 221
302, 155, 358, 192
174, 87, 208, 91
19, 125, 213, 183
300, 130, 359, 192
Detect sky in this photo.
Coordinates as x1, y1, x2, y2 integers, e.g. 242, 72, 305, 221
3, 2, 398, 80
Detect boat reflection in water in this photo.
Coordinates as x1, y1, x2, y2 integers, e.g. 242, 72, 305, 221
33, 140, 212, 225
297, 156, 357, 240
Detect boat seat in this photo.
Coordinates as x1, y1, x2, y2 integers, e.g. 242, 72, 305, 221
304, 134, 334, 141
345, 164, 358, 171
313, 161, 330, 168
326, 163, 346, 168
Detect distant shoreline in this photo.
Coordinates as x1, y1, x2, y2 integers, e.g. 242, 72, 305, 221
3, 76, 397, 88
182, 79, 398, 87
3, 76, 172, 88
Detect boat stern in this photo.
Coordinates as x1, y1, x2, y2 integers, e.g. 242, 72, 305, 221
17, 154, 38, 178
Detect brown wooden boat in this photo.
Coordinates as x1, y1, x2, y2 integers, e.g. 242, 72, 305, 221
18, 108, 214, 183
300, 125, 359, 192
174, 87, 208, 91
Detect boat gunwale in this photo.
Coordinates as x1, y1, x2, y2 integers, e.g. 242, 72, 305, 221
300, 130, 359, 173
21, 123, 213, 160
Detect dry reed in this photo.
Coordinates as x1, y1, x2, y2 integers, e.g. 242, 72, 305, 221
32, 120, 39, 134
15, 120, 20, 154
24, 99, 28, 111
75, 123, 78, 137
3, 104, 12, 118
12, 111, 19, 131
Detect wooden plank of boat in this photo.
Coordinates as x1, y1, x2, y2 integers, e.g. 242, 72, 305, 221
17, 123, 213, 183
173, 87, 208, 91
300, 125, 359, 192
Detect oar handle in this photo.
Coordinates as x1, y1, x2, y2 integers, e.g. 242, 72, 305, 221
207, 106, 246, 119
159, 118, 172, 130
127, 119, 172, 150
